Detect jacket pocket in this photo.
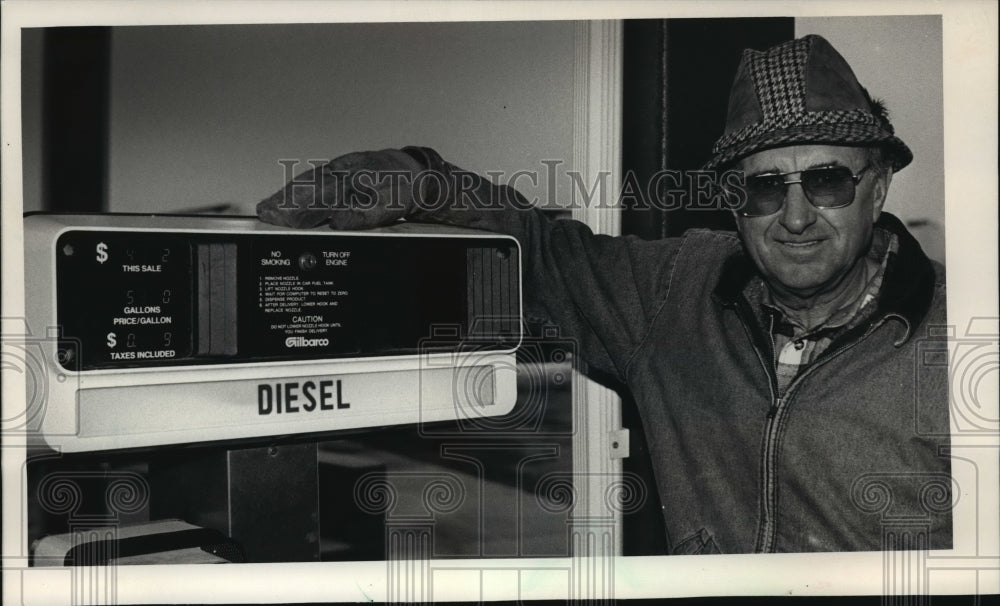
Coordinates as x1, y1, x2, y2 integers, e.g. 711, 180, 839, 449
671, 527, 721, 555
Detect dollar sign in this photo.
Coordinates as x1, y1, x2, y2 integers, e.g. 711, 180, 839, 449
106, 332, 117, 348
96, 242, 109, 264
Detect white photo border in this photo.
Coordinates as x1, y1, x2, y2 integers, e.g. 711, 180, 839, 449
2, 0, 997, 603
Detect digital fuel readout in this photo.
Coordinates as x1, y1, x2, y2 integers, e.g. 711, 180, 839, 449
56, 232, 194, 369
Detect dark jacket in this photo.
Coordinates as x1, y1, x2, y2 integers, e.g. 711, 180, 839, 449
407, 147, 952, 553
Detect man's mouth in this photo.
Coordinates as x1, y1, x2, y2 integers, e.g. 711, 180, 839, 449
776, 239, 825, 251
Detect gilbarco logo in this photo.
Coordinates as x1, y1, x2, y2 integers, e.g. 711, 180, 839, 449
285, 336, 330, 348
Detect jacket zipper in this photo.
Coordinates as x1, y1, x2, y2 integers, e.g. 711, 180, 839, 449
733, 305, 779, 552
738, 303, 891, 553
756, 313, 785, 553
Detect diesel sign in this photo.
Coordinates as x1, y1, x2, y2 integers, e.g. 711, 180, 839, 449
257, 380, 350, 415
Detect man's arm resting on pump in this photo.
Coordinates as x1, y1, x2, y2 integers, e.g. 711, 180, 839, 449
256, 146, 683, 383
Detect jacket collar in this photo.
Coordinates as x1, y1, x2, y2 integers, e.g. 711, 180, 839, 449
712, 212, 938, 341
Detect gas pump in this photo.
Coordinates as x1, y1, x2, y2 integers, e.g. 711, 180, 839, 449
24, 213, 522, 565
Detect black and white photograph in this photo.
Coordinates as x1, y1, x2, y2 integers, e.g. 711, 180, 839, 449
1, 1, 997, 603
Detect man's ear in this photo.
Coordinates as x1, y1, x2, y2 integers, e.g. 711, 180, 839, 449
871, 167, 893, 221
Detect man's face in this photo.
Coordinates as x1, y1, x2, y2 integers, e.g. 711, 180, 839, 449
734, 144, 891, 302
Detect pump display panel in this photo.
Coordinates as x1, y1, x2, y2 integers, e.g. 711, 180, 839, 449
55, 229, 519, 368
24, 214, 522, 452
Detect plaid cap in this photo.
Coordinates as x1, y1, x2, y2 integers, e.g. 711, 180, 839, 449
703, 35, 912, 171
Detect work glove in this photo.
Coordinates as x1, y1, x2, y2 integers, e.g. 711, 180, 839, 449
256, 149, 423, 230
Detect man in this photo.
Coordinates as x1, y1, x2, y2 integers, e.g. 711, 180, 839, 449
257, 35, 951, 553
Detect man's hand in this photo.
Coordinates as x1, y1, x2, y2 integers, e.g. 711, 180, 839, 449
256, 149, 423, 230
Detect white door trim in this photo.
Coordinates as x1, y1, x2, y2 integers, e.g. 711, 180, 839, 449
570, 19, 625, 571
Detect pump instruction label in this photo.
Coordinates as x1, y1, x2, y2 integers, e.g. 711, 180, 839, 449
238, 235, 517, 360
249, 243, 359, 356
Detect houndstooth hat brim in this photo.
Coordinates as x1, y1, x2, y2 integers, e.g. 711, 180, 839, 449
703, 120, 913, 171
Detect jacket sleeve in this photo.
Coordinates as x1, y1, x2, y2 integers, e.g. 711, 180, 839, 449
402, 146, 682, 383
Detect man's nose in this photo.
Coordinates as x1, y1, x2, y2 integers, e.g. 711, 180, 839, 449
777, 183, 817, 234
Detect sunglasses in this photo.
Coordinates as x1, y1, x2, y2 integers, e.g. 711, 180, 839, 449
736, 165, 871, 217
